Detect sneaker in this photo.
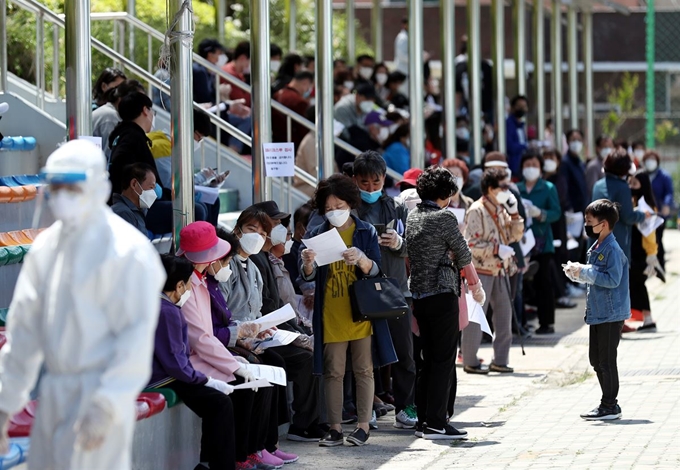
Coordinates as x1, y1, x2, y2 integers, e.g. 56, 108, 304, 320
272, 449, 299, 464
566, 284, 586, 298
556, 296, 577, 309
535, 325, 555, 335
463, 364, 489, 374
621, 324, 636, 333
235, 460, 257, 470
580, 405, 622, 421
489, 363, 514, 373
341, 411, 358, 424
346, 427, 370, 446
414, 422, 425, 438
637, 322, 657, 332
258, 450, 283, 469
394, 404, 418, 429
423, 424, 468, 440
383, 402, 396, 412
246, 454, 276, 470
318, 429, 344, 447
369, 410, 378, 430
287, 424, 324, 442
373, 402, 389, 417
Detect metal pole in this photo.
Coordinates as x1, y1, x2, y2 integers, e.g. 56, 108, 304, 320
52, 25, 60, 98
645, 0, 655, 148
514, 0, 526, 96
551, 0, 563, 153
409, 0, 425, 169
36, 12, 45, 109
441, 0, 455, 160
346, 0, 355, 64
583, 8, 594, 156
289, 0, 297, 52
567, 5, 578, 130
0, 0, 7, 92
492, 0, 506, 154
127, 0, 135, 61
534, 0, 545, 141
316, 0, 335, 180
217, 0, 225, 41
170, 0, 195, 241
65, 0, 92, 138
372, 0, 383, 62
468, 0, 482, 165
251, 0, 272, 202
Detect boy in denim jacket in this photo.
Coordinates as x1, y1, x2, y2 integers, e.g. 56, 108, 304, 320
563, 199, 629, 420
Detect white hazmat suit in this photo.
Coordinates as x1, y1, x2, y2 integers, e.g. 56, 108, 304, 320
0, 140, 166, 469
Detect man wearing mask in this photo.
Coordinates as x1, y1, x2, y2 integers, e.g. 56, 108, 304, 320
353, 151, 417, 431
355, 55, 377, 86
193, 39, 231, 106
0, 140, 165, 469
559, 129, 589, 216
334, 83, 377, 138
272, 71, 314, 150
586, 135, 614, 199
111, 163, 157, 235
505, 95, 529, 175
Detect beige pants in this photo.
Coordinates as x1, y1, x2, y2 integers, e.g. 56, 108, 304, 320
323, 336, 374, 424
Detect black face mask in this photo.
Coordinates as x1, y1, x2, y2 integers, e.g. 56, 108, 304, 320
584, 222, 603, 239
514, 109, 527, 118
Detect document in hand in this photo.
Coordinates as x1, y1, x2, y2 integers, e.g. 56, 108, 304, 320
520, 229, 536, 256
301, 228, 347, 266
636, 197, 664, 237
465, 293, 492, 336
255, 329, 300, 350
447, 207, 466, 224
252, 304, 297, 331
232, 379, 273, 390
243, 364, 287, 386
565, 211, 584, 238
195, 186, 220, 205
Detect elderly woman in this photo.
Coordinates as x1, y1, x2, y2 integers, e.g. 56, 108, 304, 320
300, 174, 396, 447
462, 167, 525, 375
406, 166, 477, 440
442, 158, 475, 230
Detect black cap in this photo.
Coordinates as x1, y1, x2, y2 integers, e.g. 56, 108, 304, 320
355, 83, 377, 99
198, 38, 226, 58
253, 201, 290, 220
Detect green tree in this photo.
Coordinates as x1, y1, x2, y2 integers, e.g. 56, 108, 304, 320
600, 72, 641, 139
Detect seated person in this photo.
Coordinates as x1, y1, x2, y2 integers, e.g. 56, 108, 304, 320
150, 254, 236, 470
111, 163, 157, 235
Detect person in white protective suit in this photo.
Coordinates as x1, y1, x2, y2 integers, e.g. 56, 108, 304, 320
0, 140, 166, 469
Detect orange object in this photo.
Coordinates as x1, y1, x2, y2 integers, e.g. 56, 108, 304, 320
0, 185, 38, 203
0, 228, 44, 246
0, 187, 11, 203
630, 308, 644, 322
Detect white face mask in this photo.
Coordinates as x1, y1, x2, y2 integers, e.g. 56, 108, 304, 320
283, 239, 294, 255
543, 159, 558, 173
634, 149, 645, 160
270, 60, 281, 74
644, 158, 658, 172
454, 176, 464, 193
47, 190, 90, 226
599, 147, 612, 159
213, 263, 232, 283
239, 231, 266, 255
326, 209, 351, 227
176, 287, 191, 307
523, 167, 541, 182
135, 181, 158, 209
375, 73, 388, 86
456, 127, 470, 140
216, 54, 228, 67
495, 189, 511, 205
269, 224, 288, 246
359, 100, 374, 114
359, 66, 374, 80
378, 127, 390, 142
569, 141, 583, 155
389, 124, 399, 135
344, 81, 354, 91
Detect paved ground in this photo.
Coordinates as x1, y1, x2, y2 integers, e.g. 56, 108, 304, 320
284, 231, 680, 469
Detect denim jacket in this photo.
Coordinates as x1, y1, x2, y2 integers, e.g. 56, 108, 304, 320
578, 233, 631, 325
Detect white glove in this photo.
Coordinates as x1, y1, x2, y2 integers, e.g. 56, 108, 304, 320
342, 247, 367, 266
644, 255, 661, 278
233, 355, 249, 364
234, 366, 258, 392
206, 377, 235, 395
562, 261, 587, 283
505, 194, 519, 214
469, 282, 486, 306
74, 398, 115, 451
498, 244, 515, 261
0, 411, 9, 455
379, 229, 403, 250
528, 205, 542, 219
301, 248, 317, 269
238, 322, 260, 339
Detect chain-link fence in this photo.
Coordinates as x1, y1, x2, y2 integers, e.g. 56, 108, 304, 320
652, 10, 680, 151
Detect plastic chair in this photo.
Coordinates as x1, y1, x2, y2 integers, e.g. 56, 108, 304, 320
11, 175, 40, 186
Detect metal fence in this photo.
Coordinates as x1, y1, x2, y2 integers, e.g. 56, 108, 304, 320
650, 9, 680, 151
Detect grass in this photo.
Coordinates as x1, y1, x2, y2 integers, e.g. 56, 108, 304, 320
557, 368, 593, 387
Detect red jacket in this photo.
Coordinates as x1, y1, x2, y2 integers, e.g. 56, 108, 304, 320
272, 86, 310, 151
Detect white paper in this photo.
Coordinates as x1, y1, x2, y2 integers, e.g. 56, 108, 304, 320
255, 329, 300, 350
206, 102, 228, 113
232, 379, 273, 390
263, 142, 295, 177
447, 207, 466, 224
79, 136, 102, 149
636, 197, 664, 237
553, 239, 562, 248
195, 185, 220, 205
243, 364, 288, 386
252, 304, 297, 331
301, 228, 347, 266
566, 238, 579, 250
565, 211, 584, 238
521, 198, 534, 228
465, 293, 492, 336
520, 229, 536, 256
333, 119, 345, 137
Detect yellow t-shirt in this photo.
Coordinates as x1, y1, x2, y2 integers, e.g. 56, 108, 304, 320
322, 223, 373, 343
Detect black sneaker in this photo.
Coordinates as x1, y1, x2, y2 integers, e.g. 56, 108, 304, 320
287, 424, 325, 442
580, 405, 622, 420
637, 322, 657, 332
346, 427, 370, 446
414, 422, 425, 438
423, 424, 468, 440
535, 325, 555, 335
318, 429, 344, 447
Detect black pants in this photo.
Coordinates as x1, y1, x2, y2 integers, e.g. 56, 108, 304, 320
532, 253, 556, 327
656, 222, 666, 271
273, 344, 320, 429
228, 379, 276, 459
386, 307, 416, 413
589, 321, 624, 408
164, 380, 235, 469
413, 293, 458, 430
629, 265, 651, 311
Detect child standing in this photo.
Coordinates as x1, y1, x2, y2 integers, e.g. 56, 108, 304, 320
563, 199, 630, 420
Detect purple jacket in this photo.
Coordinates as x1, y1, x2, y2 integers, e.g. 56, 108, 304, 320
148, 296, 208, 388
206, 276, 239, 348
650, 169, 674, 210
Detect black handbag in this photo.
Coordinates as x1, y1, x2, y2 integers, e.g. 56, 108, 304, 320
349, 273, 410, 322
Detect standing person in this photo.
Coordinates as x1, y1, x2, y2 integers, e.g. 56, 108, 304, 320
406, 167, 474, 440
505, 96, 529, 175
560, 129, 589, 215
272, 71, 314, 149
462, 168, 525, 374
0, 141, 165, 469
300, 175, 396, 447
643, 150, 674, 271
517, 150, 562, 334
393, 18, 409, 75
563, 200, 630, 420
353, 151, 417, 430
585, 135, 614, 199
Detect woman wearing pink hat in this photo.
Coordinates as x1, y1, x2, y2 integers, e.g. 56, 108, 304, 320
177, 221, 297, 470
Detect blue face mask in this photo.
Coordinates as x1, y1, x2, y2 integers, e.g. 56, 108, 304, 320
360, 189, 382, 204
154, 183, 163, 199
